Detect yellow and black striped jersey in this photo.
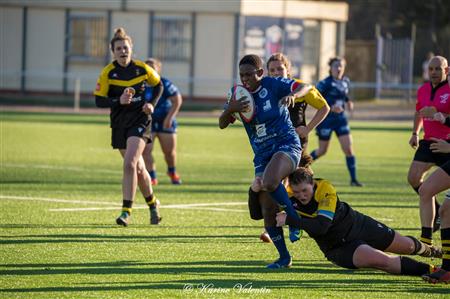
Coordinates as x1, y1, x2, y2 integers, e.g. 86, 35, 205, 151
289, 79, 328, 127
287, 178, 356, 246
94, 59, 160, 128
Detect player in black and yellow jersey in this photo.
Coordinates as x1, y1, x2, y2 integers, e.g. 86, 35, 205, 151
275, 167, 442, 276
94, 27, 163, 226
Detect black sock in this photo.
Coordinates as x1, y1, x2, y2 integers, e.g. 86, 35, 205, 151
400, 256, 432, 276
441, 228, 450, 271
122, 200, 133, 214
145, 194, 156, 209
420, 227, 433, 245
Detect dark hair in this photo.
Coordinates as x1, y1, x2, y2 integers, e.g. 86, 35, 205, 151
328, 56, 346, 76
267, 53, 292, 78
145, 57, 162, 72
110, 27, 133, 51
289, 167, 314, 186
328, 56, 345, 67
239, 54, 263, 69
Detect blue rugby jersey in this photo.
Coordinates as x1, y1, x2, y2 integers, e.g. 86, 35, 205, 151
144, 77, 180, 121
242, 77, 300, 155
316, 75, 350, 118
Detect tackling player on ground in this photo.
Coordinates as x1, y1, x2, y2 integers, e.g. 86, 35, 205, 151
276, 167, 442, 276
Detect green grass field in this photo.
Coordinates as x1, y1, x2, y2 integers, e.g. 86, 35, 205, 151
0, 111, 448, 298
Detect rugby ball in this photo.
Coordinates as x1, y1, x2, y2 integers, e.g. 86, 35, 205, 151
226, 85, 255, 123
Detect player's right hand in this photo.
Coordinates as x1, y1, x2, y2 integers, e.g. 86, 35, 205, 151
120, 87, 134, 105
228, 96, 249, 113
409, 134, 419, 149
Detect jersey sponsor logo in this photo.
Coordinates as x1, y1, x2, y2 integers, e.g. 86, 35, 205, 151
130, 97, 143, 103
258, 88, 268, 99
263, 100, 272, 112
111, 73, 118, 78
440, 93, 449, 103
138, 127, 144, 133
256, 123, 267, 137
95, 83, 101, 91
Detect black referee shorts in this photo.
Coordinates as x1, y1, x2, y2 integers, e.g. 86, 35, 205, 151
414, 139, 450, 167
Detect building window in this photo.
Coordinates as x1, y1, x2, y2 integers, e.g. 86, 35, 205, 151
152, 14, 192, 61
302, 20, 321, 67
68, 12, 107, 61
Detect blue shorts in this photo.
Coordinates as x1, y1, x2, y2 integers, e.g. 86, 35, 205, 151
316, 114, 350, 141
151, 118, 177, 134
253, 141, 302, 177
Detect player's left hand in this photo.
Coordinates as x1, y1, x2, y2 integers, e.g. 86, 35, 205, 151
432, 112, 446, 124
295, 126, 309, 138
280, 95, 295, 108
276, 211, 287, 227
142, 103, 154, 115
430, 137, 450, 154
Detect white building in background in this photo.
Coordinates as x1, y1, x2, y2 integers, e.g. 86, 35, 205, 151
0, 0, 348, 100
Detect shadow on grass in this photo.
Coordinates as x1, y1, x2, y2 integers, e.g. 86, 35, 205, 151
0, 232, 270, 245
0, 261, 447, 294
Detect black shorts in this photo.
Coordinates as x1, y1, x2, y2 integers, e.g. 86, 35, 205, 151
413, 139, 450, 167
324, 213, 395, 269
441, 160, 450, 176
111, 121, 152, 149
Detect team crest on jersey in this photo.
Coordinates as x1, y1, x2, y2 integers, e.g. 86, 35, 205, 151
136, 69, 140, 76
440, 93, 449, 103
263, 100, 272, 111
258, 88, 268, 99
95, 83, 100, 91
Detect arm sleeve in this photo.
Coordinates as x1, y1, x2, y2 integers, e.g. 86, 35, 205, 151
300, 87, 328, 109
143, 64, 163, 106
285, 214, 333, 235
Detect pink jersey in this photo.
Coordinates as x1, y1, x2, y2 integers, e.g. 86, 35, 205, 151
416, 81, 450, 140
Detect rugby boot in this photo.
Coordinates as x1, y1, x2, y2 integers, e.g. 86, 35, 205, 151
150, 199, 162, 225
116, 212, 130, 227
267, 256, 292, 269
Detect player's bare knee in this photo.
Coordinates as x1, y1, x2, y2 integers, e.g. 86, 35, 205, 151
262, 180, 278, 192
123, 160, 138, 173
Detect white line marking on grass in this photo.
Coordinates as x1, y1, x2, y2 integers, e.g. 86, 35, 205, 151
49, 206, 247, 213
0, 195, 118, 205
2, 163, 121, 174
1, 195, 247, 213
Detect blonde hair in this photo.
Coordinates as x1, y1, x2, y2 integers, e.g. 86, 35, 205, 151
110, 27, 133, 51
267, 53, 292, 78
